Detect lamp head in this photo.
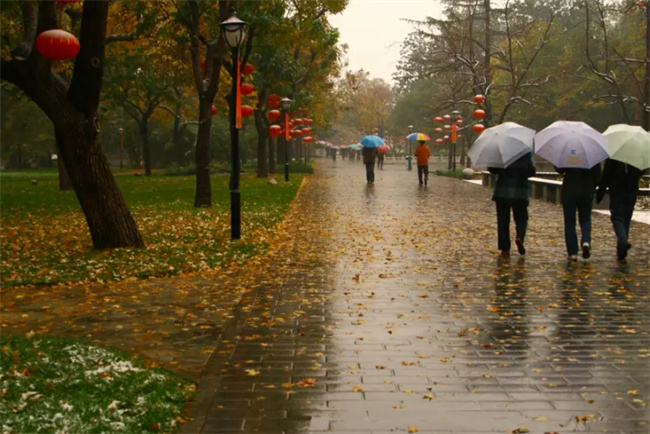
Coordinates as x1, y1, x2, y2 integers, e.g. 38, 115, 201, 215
281, 97, 292, 110
220, 11, 248, 49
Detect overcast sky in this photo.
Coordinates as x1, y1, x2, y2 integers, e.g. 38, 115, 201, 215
329, 0, 445, 84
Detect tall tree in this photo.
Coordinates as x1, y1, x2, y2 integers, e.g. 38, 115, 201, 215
1, 1, 144, 249
173, 0, 234, 208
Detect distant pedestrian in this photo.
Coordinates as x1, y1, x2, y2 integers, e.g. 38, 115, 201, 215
596, 159, 643, 261
488, 152, 536, 257
413, 140, 430, 186
556, 165, 601, 261
362, 146, 378, 184
377, 153, 385, 169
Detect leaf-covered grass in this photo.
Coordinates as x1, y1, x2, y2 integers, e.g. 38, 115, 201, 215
0, 334, 194, 433
0, 171, 303, 287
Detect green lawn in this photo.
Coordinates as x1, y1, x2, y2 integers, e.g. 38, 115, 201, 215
0, 334, 194, 433
0, 171, 303, 286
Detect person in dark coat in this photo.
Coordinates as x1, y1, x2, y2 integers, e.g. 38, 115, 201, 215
556, 164, 601, 261
596, 159, 643, 260
488, 152, 536, 257
362, 146, 378, 183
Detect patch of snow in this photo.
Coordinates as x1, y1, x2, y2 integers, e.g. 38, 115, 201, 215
84, 361, 143, 377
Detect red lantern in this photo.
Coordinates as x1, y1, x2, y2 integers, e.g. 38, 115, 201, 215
473, 94, 486, 104
200, 60, 206, 69
472, 123, 485, 133
269, 125, 281, 138
443, 135, 449, 141
305, 118, 313, 125
242, 64, 255, 75
444, 124, 452, 130
211, 106, 217, 116
435, 138, 444, 145
240, 83, 254, 95
434, 127, 443, 134
268, 109, 281, 122
473, 109, 485, 119
443, 114, 451, 122
303, 136, 314, 143
290, 129, 303, 137
268, 94, 281, 108
240, 105, 254, 117
456, 119, 463, 125
434, 116, 443, 123
302, 127, 312, 134
36, 29, 80, 60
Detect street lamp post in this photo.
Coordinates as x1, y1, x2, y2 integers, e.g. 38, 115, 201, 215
450, 110, 460, 171
407, 124, 414, 171
281, 97, 292, 182
118, 127, 124, 169
220, 10, 248, 240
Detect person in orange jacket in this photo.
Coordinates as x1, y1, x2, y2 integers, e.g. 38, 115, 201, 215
413, 140, 431, 185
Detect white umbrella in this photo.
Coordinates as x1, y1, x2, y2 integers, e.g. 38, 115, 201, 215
602, 124, 650, 170
467, 122, 535, 168
534, 121, 609, 169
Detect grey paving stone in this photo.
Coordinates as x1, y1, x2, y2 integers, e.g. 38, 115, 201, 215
184, 160, 650, 434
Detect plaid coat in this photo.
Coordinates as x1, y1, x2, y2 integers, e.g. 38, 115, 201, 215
488, 152, 536, 202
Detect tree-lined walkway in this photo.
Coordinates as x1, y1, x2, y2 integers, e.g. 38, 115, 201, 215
186, 158, 649, 433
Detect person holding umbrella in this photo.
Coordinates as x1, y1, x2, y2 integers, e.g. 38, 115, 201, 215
414, 140, 430, 186
596, 124, 650, 261
535, 121, 610, 261
360, 135, 383, 184
468, 122, 536, 257
555, 164, 601, 261
488, 153, 536, 257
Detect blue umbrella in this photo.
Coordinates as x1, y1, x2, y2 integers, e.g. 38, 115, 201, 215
360, 135, 384, 148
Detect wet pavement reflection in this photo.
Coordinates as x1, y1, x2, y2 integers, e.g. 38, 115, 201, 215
186, 158, 649, 433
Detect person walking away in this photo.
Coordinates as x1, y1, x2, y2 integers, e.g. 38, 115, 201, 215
596, 159, 643, 261
377, 152, 385, 170
362, 146, 378, 184
556, 164, 601, 261
488, 152, 536, 257
414, 140, 430, 185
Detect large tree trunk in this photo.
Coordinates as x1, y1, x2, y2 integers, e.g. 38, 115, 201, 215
194, 98, 212, 207
55, 131, 73, 191
57, 121, 144, 248
0, 1, 143, 249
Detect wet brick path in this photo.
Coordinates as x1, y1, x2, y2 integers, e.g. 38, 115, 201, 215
184, 158, 650, 434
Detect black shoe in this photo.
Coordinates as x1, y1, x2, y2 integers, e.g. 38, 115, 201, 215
617, 241, 629, 260
499, 250, 510, 258
515, 238, 525, 255
581, 242, 591, 259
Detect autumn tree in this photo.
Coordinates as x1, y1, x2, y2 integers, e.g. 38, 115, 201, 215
1, 1, 144, 249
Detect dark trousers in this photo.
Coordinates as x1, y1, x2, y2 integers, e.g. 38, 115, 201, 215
562, 198, 592, 255
495, 199, 528, 252
417, 165, 428, 184
365, 162, 375, 183
377, 156, 384, 169
610, 193, 637, 252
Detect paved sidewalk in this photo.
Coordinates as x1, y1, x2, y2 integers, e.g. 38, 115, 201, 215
184, 159, 650, 433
